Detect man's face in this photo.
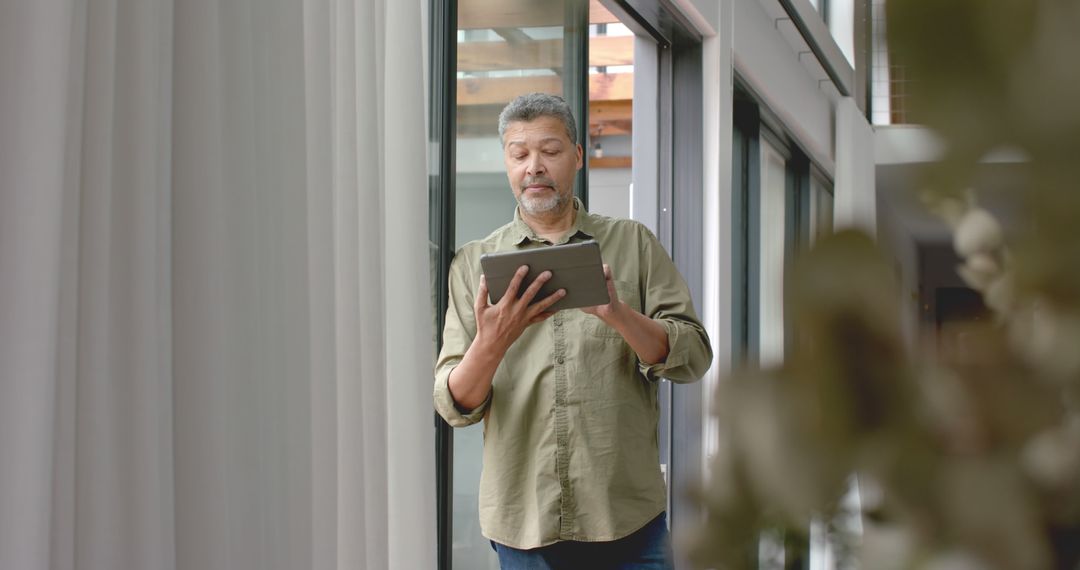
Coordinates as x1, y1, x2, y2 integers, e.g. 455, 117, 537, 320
502, 115, 583, 217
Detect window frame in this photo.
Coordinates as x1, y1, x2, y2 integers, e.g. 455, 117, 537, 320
428, 1, 457, 568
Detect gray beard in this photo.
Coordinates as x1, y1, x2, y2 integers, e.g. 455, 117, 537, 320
519, 190, 568, 216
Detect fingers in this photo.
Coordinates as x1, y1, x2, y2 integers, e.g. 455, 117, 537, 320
475, 274, 489, 313
485, 265, 569, 323
500, 265, 530, 306
519, 270, 553, 305
529, 287, 566, 316
602, 263, 617, 304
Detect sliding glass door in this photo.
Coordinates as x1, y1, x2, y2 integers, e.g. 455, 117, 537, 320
431, 2, 704, 568
432, 1, 588, 567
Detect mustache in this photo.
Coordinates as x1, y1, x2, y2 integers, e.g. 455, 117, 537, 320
520, 176, 557, 191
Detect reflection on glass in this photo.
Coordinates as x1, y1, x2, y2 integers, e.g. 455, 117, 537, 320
586, 0, 634, 219
759, 139, 787, 369
809, 174, 834, 243
453, 1, 568, 568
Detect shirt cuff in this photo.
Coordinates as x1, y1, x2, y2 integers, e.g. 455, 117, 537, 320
434, 367, 492, 427
637, 319, 689, 381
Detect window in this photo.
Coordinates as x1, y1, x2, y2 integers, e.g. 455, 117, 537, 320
431, 1, 589, 568
731, 85, 837, 568
758, 131, 790, 368
731, 87, 833, 368
808, 0, 830, 24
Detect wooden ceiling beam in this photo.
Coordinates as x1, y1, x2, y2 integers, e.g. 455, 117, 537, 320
590, 156, 632, 169
587, 72, 633, 102
459, 0, 621, 30
456, 100, 633, 138
589, 99, 632, 121
588, 99, 632, 136
589, 1, 620, 25
457, 73, 633, 106
589, 35, 635, 68
457, 35, 633, 73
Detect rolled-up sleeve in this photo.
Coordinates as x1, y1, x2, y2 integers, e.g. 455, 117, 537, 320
638, 315, 712, 382
636, 226, 713, 383
434, 366, 491, 426
433, 251, 491, 426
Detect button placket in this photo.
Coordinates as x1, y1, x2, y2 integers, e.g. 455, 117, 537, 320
551, 312, 574, 537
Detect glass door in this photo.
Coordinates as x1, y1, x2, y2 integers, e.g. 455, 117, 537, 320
444, 1, 587, 568
431, 1, 704, 568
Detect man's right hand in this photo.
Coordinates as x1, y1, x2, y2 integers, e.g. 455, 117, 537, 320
474, 264, 565, 355
447, 265, 565, 411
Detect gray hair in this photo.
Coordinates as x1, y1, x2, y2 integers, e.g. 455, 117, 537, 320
497, 93, 578, 147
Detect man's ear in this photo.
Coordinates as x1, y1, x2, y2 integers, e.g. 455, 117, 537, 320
575, 143, 584, 169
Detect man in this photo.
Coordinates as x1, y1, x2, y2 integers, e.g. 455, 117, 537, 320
434, 92, 712, 569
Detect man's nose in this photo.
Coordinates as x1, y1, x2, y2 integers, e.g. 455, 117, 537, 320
525, 154, 546, 175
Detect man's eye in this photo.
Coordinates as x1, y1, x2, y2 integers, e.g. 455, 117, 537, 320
513, 154, 527, 160
543, 150, 558, 156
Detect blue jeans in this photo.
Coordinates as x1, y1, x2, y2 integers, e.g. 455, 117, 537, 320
491, 513, 674, 570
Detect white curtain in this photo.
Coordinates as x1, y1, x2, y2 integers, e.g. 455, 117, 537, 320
0, 0, 435, 568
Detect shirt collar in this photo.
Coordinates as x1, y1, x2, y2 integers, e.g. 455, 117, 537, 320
511, 197, 595, 246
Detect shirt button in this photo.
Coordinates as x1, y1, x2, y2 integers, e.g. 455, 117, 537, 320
556, 356, 565, 364
553, 320, 562, 328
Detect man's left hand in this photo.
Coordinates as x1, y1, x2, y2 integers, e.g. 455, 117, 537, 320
581, 263, 670, 365
581, 264, 624, 322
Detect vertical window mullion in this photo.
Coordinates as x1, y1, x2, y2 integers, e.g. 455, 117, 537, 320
565, 0, 589, 208
429, 0, 457, 568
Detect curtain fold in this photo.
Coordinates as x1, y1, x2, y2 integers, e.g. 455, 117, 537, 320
0, 0, 434, 569
382, 0, 435, 566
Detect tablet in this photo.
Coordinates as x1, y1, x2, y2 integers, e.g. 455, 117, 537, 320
480, 241, 609, 312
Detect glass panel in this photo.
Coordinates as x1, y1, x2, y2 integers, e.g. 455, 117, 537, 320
828, 0, 856, 67
453, 1, 579, 567
809, 173, 834, 242
869, 0, 896, 124
731, 117, 750, 362
811, 0, 830, 24
586, 0, 634, 219
759, 138, 787, 368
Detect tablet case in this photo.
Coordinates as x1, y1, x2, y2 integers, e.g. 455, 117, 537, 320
480, 241, 609, 312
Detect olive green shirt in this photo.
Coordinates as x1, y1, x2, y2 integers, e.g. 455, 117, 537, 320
433, 199, 712, 549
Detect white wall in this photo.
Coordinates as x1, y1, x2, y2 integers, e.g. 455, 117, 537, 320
875, 125, 946, 164
835, 96, 877, 233
589, 168, 632, 220
673, 0, 879, 462
675, 0, 720, 35
732, 0, 835, 173
684, 0, 736, 464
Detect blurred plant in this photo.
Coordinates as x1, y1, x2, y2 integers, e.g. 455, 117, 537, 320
689, 0, 1080, 568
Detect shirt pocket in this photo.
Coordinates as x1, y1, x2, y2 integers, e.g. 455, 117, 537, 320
587, 279, 641, 339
